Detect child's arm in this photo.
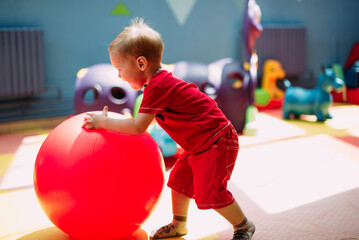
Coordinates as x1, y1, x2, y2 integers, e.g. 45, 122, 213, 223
82, 106, 155, 135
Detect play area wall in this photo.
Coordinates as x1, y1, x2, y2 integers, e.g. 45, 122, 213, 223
0, 0, 358, 118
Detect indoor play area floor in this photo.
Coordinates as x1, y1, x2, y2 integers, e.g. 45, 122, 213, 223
1, 103, 359, 240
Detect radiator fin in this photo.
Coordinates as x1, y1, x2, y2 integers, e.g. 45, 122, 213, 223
0, 28, 45, 98
256, 26, 306, 77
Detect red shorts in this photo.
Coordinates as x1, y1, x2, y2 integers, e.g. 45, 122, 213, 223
167, 127, 239, 210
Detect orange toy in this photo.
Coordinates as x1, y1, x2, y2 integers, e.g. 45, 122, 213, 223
261, 59, 286, 100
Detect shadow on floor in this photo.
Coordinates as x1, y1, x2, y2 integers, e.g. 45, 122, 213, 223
17, 227, 149, 240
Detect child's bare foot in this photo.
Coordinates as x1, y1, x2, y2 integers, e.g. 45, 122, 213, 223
150, 222, 187, 239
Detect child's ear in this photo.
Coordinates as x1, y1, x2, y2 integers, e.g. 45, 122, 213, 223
136, 56, 147, 71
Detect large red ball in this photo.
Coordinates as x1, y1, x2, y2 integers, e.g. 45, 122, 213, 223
33, 112, 165, 239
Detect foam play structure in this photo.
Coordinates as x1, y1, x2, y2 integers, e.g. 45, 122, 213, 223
344, 42, 359, 70
332, 43, 359, 105
74, 64, 139, 114
283, 68, 344, 121
255, 59, 286, 110
34, 112, 165, 239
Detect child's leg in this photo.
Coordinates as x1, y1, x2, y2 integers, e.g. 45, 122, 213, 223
214, 200, 245, 225
172, 188, 190, 217
150, 189, 189, 239
215, 200, 255, 240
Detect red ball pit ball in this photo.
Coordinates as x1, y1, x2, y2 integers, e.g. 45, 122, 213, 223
33, 112, 165, 239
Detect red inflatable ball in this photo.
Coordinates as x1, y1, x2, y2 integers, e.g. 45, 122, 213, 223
33, 112, 165, 239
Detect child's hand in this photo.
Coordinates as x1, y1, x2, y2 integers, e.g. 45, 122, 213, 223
82, 106, 108, 129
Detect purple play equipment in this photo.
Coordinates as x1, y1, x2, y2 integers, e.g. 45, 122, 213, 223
74, 63, 138, 114
242, 0, 263, 106
173, 58, 250, 132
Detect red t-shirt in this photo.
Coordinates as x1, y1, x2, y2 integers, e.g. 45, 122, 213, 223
139, 70, 230, 153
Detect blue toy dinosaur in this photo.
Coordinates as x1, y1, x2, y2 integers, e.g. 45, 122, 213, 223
283, 68, 344, 121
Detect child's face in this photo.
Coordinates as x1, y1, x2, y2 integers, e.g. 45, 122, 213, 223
109, 50, 147, 91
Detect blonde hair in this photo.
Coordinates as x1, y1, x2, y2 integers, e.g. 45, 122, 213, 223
109, 18, 163, 66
